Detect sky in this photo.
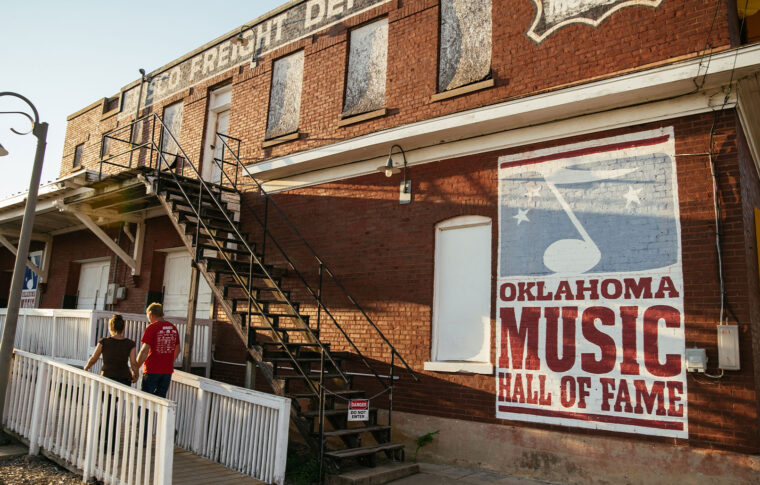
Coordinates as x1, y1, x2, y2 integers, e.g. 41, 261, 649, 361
0, 1, 284, 199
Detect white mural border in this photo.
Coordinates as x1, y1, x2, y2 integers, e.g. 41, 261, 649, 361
495, 127, 688, 439
527, 0, 664, 43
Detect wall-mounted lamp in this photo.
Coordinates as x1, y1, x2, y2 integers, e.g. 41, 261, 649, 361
232, 26, 250, 47
377, 144, 411, 204
0, 143, 8, 157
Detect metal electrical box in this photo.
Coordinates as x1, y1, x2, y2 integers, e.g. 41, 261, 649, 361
718, 325, 740, 370
105, 283, 118, 305
685, 348, 707, 373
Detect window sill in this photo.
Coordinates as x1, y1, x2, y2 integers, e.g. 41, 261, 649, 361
262, 132, 300, 148
423, 361, 493, 375
338, 108, 387, 127
430, 78, 495, 103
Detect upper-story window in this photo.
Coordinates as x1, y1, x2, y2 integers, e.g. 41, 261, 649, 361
266, 50, 304, 140
73, 143, 84, 168
342, 18, 388, 118
160, 101, 184, 167
438, 0, 492, 93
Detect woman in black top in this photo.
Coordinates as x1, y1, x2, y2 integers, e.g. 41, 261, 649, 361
84, 314, 139, 385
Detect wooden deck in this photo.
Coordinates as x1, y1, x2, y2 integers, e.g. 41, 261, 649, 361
172, 447, 266, 484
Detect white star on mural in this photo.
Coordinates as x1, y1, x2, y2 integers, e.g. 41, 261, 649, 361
525, 183, 542, 201
624, 185, 642, 209
513, 208, 530, 225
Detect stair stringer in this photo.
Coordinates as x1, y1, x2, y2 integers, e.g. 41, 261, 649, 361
139, 173, 324, 456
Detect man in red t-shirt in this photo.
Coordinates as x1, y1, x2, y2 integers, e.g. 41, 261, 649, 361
136, 303, 180, 398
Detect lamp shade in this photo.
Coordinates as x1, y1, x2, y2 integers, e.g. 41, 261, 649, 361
0, 143, 7, 157
377, 157, 400, 177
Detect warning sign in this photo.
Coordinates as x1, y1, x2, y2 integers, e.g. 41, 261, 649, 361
348, 399, 369, 422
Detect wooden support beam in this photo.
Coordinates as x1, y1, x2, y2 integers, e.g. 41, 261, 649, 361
40, 237, 53, 284
132, 221, 145, 276
0, 228, 51, 241
0, 234, 45, 278
183, 264, 200, 372
68, 210, 138, 273
123, 223, 136, 243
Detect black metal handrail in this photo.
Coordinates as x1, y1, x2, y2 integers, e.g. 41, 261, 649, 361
215, 133, 419, 387
99, 114, 345, 398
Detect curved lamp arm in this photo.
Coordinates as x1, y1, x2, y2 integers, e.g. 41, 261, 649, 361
0, 92, 42, 138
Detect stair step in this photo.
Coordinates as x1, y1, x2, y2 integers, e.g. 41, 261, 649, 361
175, 206, 234, 225
288, 389, 360, 400
325, 462, 419, 485
198, 243, 258, 257
224, 285, 289, 298
324, 443, 403, 461
272, 356, 345, 364
158, 175, 237, 194
321, 425, 391, 438
302, 408, 377, 418
179, 213, 243, 235
250, 325, 313, 333
278, 372, 343, 381
262, 341, 325, 349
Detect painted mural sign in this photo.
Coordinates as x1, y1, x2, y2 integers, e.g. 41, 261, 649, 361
527, 0, 663, 43
120, 0, 392, 115
496, 128, 687, 438
21, 251, 42, 308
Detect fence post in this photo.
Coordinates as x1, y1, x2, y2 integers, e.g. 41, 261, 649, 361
154, 403, 176, 485
27, 360, 49, 455
273, 398, 291, 485
191, 387, 207, 454
82, 380, 100, 482
51, 315, 57, 358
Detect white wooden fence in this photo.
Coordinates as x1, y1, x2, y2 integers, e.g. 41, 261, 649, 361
169, 370, 290, 485
0, 309, 212, 375
3, 350, 176, 485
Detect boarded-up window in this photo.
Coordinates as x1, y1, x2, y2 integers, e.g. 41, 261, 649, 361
266, 50, 304, 139
73, 143, 84, 168
160, 101, 184, 166
438, 0, 492, 92
343, 18, 388, 117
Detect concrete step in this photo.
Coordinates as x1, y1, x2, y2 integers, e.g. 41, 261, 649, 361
326, 462, 420, 485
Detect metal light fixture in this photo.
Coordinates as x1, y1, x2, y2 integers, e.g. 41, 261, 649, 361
232, 26, 250, 47
0, 92, 49, 435
377, 144, 411, 204
0, 143, 7, 157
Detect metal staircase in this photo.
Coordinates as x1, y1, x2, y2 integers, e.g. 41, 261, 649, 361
99, 114, 418, 474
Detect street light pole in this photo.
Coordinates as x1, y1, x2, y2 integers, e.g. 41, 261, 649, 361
0, 93, 48, 436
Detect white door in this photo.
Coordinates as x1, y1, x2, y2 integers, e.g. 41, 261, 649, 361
201, 86, 232, 184
210, 110, 230, 184
162, 249, 213, 318
77, 260, 110, 310
432, 216, 492, 363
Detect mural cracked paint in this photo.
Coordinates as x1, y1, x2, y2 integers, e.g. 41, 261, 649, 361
527, 0, 664, 43
496, 128, 688, 438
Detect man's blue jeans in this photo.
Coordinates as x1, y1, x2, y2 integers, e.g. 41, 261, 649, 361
141, 373, 172, 398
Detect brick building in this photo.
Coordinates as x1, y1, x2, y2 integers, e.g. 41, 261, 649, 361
3, 0, 760, 482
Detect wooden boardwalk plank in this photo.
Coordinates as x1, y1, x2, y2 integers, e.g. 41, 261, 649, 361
172, 446, 266, 485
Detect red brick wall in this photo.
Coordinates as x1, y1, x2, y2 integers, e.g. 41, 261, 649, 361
40, 216, 184, 311
60, 0, 730, 180
736, 118, 760, 435
229, 110, 759, 452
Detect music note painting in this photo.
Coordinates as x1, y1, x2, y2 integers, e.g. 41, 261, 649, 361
496, 127, 687, 438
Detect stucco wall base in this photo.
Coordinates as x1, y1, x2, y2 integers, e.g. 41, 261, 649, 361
384, 410, 760, 484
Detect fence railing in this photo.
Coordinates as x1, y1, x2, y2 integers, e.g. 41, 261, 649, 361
169, 370, 290, 485
89, 310, 212, 375
3, 350, 176, 485
0, 309, 92, 361
0, 308, 212, 376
